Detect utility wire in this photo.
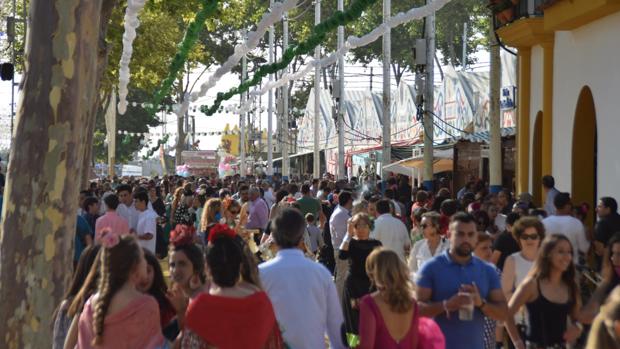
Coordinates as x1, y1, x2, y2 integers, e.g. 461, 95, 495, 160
425, 109, 469, 134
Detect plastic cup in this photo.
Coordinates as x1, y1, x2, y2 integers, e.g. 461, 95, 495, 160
458, 292, 474, 321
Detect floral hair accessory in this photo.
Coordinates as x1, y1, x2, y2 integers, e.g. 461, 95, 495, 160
207, 223, 237, 244
100, 230, 120, 249
575, 202, 589, 216
170, 224, 197, 247
222, 197, 234, 210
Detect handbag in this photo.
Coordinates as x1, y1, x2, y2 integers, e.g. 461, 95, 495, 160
417, 316, 446, 349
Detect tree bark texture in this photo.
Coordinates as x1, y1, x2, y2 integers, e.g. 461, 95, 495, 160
78, 0, 117, 189
0, 1, 104, 347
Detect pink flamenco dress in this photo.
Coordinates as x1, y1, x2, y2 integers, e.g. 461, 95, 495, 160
358, 295, 445, 349
77, 293, 167, 349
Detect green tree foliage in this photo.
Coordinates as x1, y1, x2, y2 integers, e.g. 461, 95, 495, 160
435, 0, 489, 66
93, 0, 270, 163
349, 0, 424, 84
93, 88, 162, 163
349, 0, 489, 81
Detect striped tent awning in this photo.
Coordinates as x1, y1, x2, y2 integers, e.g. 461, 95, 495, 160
456, 127, 516, 143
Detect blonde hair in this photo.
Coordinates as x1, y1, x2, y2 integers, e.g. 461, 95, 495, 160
350, 212, 371, 230
352, 200, 369, 215
365, 248, 414, 313
586, 286, 620, 349
200, 198, 222, 231
170, 187, 184, 225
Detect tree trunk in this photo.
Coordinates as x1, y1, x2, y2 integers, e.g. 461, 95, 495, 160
447, 32, 458, 66
488, 17, 502, 191
0, 0, 104, 347
78, 0, 117, 188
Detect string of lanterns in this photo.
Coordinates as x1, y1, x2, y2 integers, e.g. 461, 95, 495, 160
236, 0, 453, 114
200, 0, 378, 116
116, 130, 241, 137
173, 0, 300, 120
148, 0, 218, 116
117, 0, 147, 115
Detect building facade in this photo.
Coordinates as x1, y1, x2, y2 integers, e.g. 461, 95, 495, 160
497, 0, 620, 220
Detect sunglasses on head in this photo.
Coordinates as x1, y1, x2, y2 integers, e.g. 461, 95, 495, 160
520, 233, 539, 241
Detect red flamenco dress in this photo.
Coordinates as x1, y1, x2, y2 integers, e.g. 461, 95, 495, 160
182, 291, 284, 349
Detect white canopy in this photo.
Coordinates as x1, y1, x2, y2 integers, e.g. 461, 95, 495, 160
383, 148, 453, 176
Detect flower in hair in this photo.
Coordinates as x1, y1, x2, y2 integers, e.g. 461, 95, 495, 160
207, 223, 237, 244
170, 224, 197, 247
222, 197, 234, 210
100, 229, 120, 249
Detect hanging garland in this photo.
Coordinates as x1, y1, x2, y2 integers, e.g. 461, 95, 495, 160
200, 0, 378, 116
143, 134, 170, 159
117, 0, 147, 115
236, 0, 453, 114
148, 0, 219, 115
173, 0, 300, 120
117, 130, 240, 137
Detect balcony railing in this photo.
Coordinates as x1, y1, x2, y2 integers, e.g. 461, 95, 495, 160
492, 0, 545, 30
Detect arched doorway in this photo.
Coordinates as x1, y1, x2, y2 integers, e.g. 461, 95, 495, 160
532, 111, 543, 206
572, 86, 597, 228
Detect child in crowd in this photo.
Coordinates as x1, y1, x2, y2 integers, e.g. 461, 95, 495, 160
305, 213, 324, 255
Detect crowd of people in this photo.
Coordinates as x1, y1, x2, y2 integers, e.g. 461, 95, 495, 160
53, 172, 620, 349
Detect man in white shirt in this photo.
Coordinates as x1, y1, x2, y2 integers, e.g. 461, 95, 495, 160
260, 181, 275, 209
134, 191, 158, 253
542, 175, 560, 216
329, 190, 353, 298
371, 199, 411, 261
116, 184, 140, 232
542, 192, 589, 263
259, 208, 346, 349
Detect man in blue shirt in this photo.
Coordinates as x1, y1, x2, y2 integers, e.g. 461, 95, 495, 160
417, 212, 508, 349
74, 214, 93, 269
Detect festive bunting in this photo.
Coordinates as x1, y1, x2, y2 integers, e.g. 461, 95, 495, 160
116, 130, 240, 137
173, 0, 300, 120
148, 0, 218, 115
236, 0, 453, 114
117, 0, 147, 115
200, 0, 378, 116
143, 134, 170, 159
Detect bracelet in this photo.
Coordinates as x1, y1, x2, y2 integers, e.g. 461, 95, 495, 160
573, 321, 584, 331
442, 300, 450, 319
479, 299, 487, 311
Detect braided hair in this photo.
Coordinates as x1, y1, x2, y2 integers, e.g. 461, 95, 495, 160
91, 235, 141, 346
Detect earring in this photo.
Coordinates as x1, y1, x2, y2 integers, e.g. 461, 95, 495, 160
189, 274, 202, 290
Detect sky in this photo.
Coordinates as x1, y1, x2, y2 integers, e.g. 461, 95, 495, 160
0, 48, 491, 157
